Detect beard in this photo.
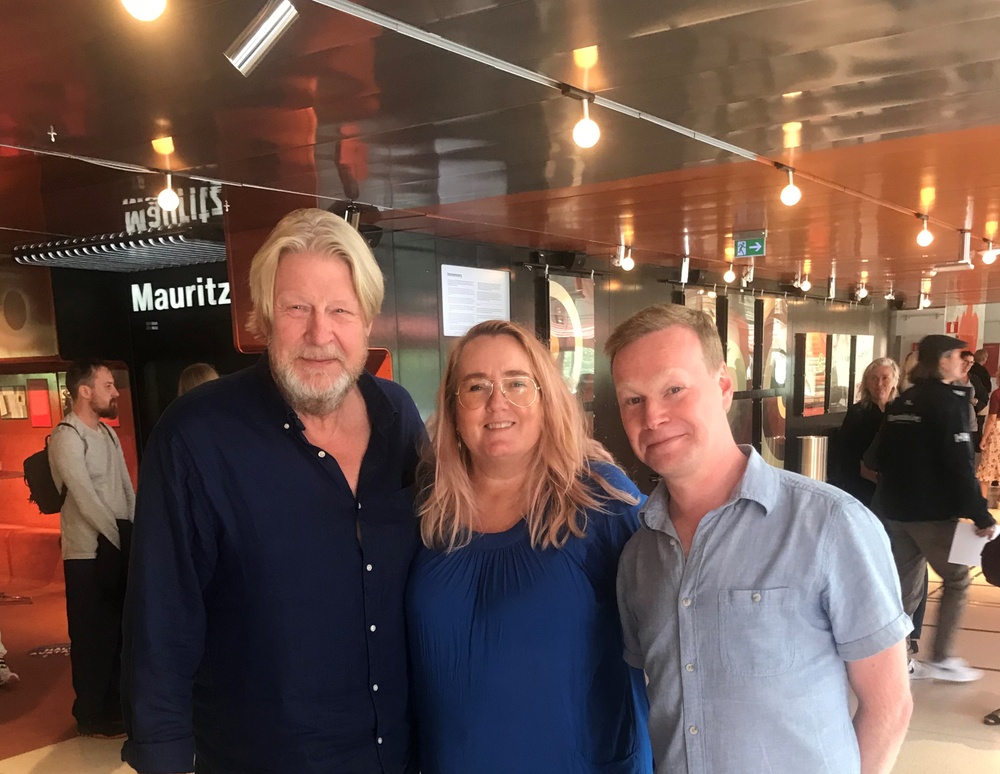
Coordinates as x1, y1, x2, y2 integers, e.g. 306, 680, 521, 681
93, 398, 118, 420
270, 343, 366, 417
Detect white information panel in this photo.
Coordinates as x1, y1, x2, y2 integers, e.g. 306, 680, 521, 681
441, 264, 511, 337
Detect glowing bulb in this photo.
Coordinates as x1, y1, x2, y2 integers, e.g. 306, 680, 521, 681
857, 285, 868, 299
572, 100, 600, 148
780, 169, 801, 206
920, 295, 932, 308
619, 254, 635, 271
984, 242, 998, 265
723, 267, 736, 283
573, 117, 600, 148
799, 276, 811, 292
122, 0, 166, 21
917, 217, 933, 247
157, 175, 179, 212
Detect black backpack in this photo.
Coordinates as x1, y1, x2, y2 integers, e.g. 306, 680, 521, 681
23, 422, 80, 514
982, 535, 1000, 587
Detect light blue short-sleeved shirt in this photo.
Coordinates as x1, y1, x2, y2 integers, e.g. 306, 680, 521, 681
617, 446, 911, 774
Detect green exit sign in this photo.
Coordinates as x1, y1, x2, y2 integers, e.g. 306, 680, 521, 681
734, 230, 766, 257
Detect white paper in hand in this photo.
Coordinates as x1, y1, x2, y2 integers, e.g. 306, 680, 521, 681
949, 521, 990, 566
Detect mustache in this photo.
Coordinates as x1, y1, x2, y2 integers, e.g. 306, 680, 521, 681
295, 346, 347, 361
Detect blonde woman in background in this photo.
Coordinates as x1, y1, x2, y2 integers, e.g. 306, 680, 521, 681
177, 362, 219, 397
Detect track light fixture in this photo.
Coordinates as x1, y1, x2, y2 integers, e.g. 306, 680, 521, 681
983, 239, 999, 265
919, 293, 932, 308
780, 168, 801, 206
723, 265, 736, 284
561, 84, 600, 148
799, 275, 811, 292
157, 173, 179, 212
612, 245, 634, 271
225, 0, 299, 77
122, 0, 166, 21
884, 282, 895, 301
856, 283, 868, 300
916, 215, 934, 247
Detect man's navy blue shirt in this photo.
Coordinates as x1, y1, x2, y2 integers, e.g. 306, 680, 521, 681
122, 357, 424, 774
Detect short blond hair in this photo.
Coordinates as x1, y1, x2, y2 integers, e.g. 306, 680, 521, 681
247, 208, 384, 338
605, 303, 724, 371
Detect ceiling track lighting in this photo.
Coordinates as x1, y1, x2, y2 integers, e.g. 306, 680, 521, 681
983, 239, 999, 265
779, 166, 801, 206
919, 292, 932, 309
612, 244, 634, 271
225, 0, 299, 77
916, 214, 934, 247
723, 265, 736, 284
856, 282, 868, 300
157, 173, 180, 212
560, 84, 600, 149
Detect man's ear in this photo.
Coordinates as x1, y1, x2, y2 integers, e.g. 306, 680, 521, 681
718, 363, 735, 410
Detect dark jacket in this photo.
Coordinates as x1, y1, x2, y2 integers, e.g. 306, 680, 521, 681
835, 401, 883, 508
875, 379, 995, 529
969, 361, 992, 412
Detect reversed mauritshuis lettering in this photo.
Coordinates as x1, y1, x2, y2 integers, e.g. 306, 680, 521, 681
131, 277, 231, 312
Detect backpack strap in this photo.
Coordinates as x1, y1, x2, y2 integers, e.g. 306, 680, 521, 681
49, 421, 86, 454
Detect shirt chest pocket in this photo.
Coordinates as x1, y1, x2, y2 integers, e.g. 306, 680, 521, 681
718, 587, 796, 677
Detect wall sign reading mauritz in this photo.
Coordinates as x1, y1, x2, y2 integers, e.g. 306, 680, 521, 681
131, 275, 231, 312
122, 182, 225, 234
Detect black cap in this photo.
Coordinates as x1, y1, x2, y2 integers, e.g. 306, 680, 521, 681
918, 334, 967, 363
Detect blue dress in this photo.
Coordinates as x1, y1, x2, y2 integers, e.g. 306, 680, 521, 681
407, 462, 653, 774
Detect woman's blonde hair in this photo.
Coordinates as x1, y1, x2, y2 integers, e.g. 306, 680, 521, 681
857, 357, 899, 405
246, 208, 384, 338
419, 320, 638, 552
177, 362, 219, 397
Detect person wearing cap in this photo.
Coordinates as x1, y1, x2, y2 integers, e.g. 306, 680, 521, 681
875, 334, 998, 682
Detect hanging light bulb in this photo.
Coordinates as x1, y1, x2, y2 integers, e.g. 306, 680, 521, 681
122, 0, 166, 21
572, 99, 600, 148
799, 275, 811, 292
983, 240, 998, 265
857, 283, 868, 300
620, 252, 635, 271
613, 245, 634, 271
920, 293, 932, 308
723, 266, 736, 283
916, 216, 934, 247
157, 174, 179, 212
780, 168, 801, 206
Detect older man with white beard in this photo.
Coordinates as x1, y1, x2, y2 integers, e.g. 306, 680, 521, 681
122, 209, 425, 774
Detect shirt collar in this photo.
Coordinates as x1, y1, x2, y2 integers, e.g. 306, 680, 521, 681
255, 352, 397, 432
639, 445, 779, 533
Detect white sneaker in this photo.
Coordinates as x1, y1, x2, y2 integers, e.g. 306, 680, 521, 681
0, 659, 19, 687
908, 659, 934, 680
926, 657, 984, 683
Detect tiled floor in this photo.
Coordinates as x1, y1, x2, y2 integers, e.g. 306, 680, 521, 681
1, 576, 998, 773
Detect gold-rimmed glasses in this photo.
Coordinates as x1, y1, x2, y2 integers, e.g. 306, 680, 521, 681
456, 376, 541, 409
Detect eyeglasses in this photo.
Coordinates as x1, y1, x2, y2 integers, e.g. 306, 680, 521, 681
456, 376, 541, 409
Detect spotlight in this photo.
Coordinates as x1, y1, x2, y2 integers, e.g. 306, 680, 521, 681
983, 240, 999, 265
920, 293, 932, 308
122, 0, 166, 21
856, 284, 868, 300
613, 245, 634, 271
723, 267, 736, 283
800, 275, 811, 292
916, 215, 934, 247
157, 174, 179, 212
225, 0, 299, 77
572, 99, 600, 148
780, 168, 801, 206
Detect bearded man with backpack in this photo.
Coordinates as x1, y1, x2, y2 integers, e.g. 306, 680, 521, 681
48, 359, 135, 738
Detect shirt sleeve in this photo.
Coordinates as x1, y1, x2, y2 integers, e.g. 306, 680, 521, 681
121, 425, 218, 774
48, 424, 120, 547
937, 398, 995, 529
818, 498, 912, 662
616, 544, 645, 669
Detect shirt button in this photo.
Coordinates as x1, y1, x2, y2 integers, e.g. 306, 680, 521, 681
372, 684, 379, 691
282, 423, 290, 430
685, 663, 695, 672
681, 598, 692, 608
752, 592, 762, 603
318, 450, 326, 458
689, 725, 699, 735
370, 624, 376, 632
669, 538, 678, 548
366, 564, 373, 572
377, 737, 383, 745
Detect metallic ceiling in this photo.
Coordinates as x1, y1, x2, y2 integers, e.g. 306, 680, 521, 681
3, 0, 1000, 305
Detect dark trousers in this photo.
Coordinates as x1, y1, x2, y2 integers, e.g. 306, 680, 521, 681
64, 558, 125, 729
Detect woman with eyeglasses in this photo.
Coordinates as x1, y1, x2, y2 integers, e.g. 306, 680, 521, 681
407, 320, 652, 773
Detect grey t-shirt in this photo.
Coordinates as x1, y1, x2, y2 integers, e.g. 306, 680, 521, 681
617, 446, 911, 774
49, 412, 135, 560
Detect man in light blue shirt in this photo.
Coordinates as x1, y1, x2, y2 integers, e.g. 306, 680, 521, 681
607, 304, 912, 774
